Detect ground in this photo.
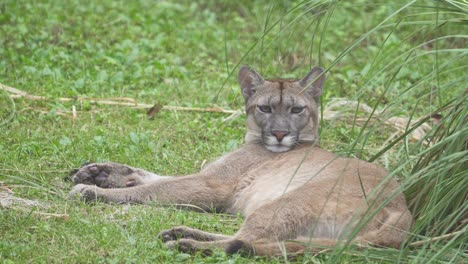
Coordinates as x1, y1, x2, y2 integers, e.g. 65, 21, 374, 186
0, 0, 466, 263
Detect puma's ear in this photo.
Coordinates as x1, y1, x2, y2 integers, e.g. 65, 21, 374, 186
300, 67, 325, 98
238, 66, 264, 101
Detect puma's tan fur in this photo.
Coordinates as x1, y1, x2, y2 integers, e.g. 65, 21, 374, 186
70, 66, 413, 256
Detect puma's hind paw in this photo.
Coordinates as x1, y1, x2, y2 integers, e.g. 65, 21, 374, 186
157, 226, 192, 243
158, 229, 178, 243
69, 184, 101, 201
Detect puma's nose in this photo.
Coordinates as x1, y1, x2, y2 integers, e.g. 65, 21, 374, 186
272, 130, 289, 142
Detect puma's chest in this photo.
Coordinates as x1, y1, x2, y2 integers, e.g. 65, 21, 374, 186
227, 153, 328, 216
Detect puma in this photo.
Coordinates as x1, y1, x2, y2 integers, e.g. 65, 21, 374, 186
70, 66, 413, 256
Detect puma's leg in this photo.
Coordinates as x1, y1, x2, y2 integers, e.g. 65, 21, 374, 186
357, 208, 413, 248
197, 190, 358, 256
161, 195, 346, 256
227, 208, 411, 256
69, 174, 232, 211
70, 162, 171, 188
164, 237, 338, 257
164, 195, 327, 256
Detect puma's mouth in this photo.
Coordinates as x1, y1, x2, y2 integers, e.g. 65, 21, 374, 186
246, 132, 296, 152
265, 144, 291, 152
263, 136, 296, 153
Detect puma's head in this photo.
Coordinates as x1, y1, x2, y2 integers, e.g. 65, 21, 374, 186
238, 66, 325, 152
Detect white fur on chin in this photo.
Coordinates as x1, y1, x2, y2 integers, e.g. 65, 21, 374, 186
265, 145, 291, 153
264, 136, 295, 153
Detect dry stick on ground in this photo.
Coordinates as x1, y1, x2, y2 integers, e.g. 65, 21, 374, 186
409, 230, 467, 247
31, 211, 70, 220
0, 83, 239, 114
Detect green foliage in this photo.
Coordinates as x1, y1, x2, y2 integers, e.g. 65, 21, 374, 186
405, 94, 467, 252
0, 0, 466, 263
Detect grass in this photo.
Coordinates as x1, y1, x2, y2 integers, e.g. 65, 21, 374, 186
0, 0, 466, 263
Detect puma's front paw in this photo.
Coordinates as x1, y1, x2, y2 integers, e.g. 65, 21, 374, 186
69, 184, 101, 201
70, 162, 141, 188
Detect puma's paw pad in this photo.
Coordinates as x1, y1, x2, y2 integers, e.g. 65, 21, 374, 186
70, 162, 136, 188
70, 163, 108, 185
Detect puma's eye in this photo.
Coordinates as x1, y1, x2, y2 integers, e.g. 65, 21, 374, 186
257, 105, 272, 113
291, 107, 305, 114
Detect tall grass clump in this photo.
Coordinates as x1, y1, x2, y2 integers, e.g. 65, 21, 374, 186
327, 0, 466, 262
405, 93, 467, 261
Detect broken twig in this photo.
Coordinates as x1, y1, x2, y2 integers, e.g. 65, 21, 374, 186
0, 83, 239, 114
